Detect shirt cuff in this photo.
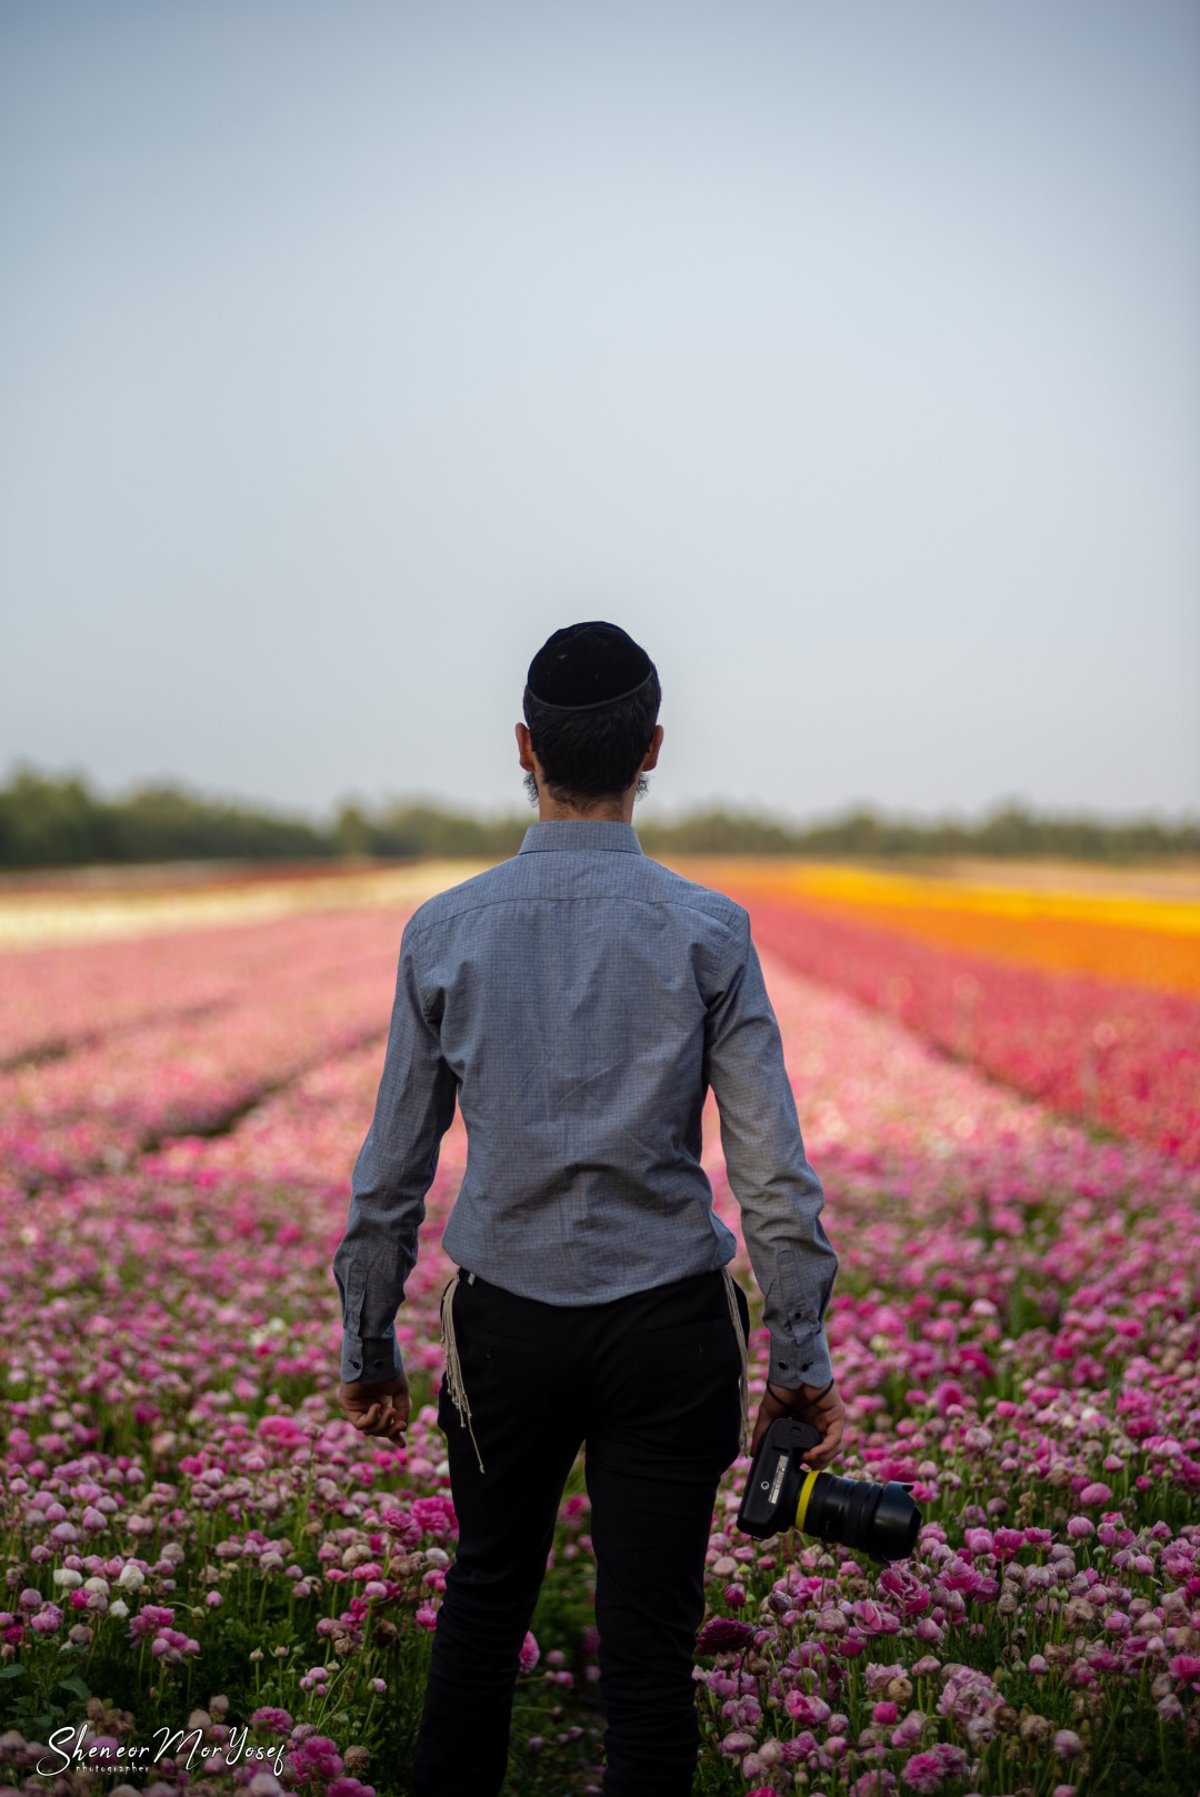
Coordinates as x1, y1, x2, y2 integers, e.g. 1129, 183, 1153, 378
767, 1325, 833, 1392
341, 1331, 404, 1385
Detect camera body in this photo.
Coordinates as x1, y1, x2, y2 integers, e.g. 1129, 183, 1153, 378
736, 1416, 922, 1565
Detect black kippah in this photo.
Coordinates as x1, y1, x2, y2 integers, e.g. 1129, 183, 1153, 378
525, 621, 655, 711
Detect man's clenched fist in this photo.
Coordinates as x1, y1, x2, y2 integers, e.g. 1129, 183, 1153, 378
749, 1376, 845, 1466
337, 1373, 410, 1443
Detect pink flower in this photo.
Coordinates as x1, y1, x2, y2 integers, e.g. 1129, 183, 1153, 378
1079, 1482, 1113, 1506
785, 1691, 831, 1726
286, 1736, 343, 1782
382, 1507, 423, 1549
890, 1711, 926, 1749
900, 1752, 945, 1793
411, 1495, 457, 1540
852, 1774, 898, 1797
517, 1630, 539, 1673
879, 1566, 932, 1620
853, 1599, 902, 1636
127, 1603, 175, 1640
1168, 1653, 1200, 1692
250, 1706, 294, 1735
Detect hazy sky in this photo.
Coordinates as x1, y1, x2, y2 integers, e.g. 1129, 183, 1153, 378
2, 0, 1197, 826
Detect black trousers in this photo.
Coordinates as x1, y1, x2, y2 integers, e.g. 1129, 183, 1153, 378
409, 1264, 751, 1797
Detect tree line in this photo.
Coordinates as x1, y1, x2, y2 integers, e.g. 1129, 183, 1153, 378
1, 763, 1196, 869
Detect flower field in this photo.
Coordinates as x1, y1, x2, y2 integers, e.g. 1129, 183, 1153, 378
689, 861, 1200, 1170
1, 864, 1198, 1797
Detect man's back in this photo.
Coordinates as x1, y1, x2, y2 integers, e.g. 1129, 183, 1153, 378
339, 815, 838, 1393
409, 817, 746, 1298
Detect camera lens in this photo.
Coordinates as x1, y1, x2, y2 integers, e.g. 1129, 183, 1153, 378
797, 1470, 921, 1564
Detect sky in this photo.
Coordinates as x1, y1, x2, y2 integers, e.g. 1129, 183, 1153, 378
2, 0, 1198, 828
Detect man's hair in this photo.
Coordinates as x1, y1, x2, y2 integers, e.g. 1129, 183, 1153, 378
523, 672, 662, 804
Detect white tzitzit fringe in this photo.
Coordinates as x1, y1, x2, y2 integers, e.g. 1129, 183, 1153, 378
720, 1265, 751, 1460
440, 1271, 486, 1474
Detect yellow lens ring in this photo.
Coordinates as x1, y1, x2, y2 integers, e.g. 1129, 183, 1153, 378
794, 1467, 823, 1531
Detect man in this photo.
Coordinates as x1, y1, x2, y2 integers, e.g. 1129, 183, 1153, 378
332, 621, 844, 1797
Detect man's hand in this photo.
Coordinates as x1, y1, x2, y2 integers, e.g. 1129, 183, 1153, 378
336, 1373, 410, 1444
749, 1375, 846, 1467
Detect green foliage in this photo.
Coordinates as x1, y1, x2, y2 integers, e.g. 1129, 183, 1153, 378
2, 761, 1197, 870
0, 761, 334, 868
0, 1664, 93, 1745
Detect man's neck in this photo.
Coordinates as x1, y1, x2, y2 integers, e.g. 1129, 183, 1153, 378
536, 798, 634, 825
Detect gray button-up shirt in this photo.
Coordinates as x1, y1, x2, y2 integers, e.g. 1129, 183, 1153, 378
331, 818, 838, 1391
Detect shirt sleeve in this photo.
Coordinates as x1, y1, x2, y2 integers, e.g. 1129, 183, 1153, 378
331, 916, 459, 1384
704, 906, 839, 1390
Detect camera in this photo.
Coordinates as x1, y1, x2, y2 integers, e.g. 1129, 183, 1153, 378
736, 1417, 922, 1564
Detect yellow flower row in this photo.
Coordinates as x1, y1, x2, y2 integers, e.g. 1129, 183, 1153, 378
675, 858, 1200, 996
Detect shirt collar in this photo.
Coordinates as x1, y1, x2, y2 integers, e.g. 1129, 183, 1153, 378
518, 819, 644, 855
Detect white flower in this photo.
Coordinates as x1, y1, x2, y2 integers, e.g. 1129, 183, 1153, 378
249, 1318, 288, 1349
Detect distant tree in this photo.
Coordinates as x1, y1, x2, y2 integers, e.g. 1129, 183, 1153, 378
334, 803, 376, 858
0, 763, 112, 866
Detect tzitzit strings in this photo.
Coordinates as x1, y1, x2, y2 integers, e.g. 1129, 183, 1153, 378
721, 1266, 751, 1459
439, 1272, 486, 1474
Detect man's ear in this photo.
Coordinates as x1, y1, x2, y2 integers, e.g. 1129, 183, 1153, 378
642, 723, 664, 772
515, 721, 535, 772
